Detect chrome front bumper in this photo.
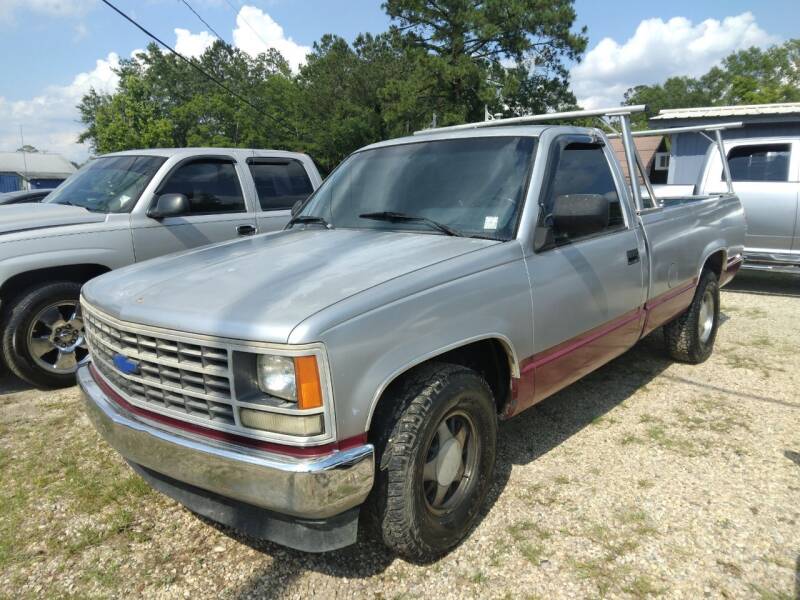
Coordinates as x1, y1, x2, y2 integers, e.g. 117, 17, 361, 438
78, 364, 375, 520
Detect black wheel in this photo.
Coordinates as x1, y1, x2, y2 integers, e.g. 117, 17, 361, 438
664, 270, 720, 364
1, 281, 88, 389
369, 363, 497, 561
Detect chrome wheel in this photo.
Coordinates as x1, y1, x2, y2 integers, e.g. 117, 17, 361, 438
26, 301, 88, 374
422, 410, 479, 514
698, 289, 715, 344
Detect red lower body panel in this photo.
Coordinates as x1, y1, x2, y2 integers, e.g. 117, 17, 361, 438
641, 278, 697, 337
507, 278, 697, 417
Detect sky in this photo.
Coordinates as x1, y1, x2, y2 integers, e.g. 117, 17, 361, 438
0, 0, 797, 162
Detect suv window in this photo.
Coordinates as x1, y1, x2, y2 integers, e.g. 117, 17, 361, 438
248, 159, 314, 211
727, 144, 791, 182
542, 141, 625, 246
158, 159, 245, 215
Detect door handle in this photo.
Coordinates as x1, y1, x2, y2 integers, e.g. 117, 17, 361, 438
626, 248, 640, 265
237, 224, 257, 236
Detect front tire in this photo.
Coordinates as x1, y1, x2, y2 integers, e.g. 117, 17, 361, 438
664, 270, 720, 364
370, 363, 497, 561
1, 281, 88, 389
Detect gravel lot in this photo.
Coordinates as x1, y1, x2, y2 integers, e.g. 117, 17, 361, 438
1, 271, 798, 599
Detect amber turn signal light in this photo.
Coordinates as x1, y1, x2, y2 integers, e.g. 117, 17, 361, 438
294, 355, 323, 410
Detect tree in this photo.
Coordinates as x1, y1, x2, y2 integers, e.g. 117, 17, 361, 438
624, 39, 800, 127
383, 0, 587, 123
78, 3, 588, 169
295, 33, 415, 171
78, 42, 302, 155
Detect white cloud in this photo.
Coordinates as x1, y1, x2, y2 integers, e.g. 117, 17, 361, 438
232, 5, 311, 71
0, 53, 121, 162
0, 6, 310, 161
174, 28, 217, 58
571, 12, 779, 109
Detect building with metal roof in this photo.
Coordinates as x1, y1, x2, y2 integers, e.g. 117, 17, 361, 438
0, 151, 77, 193
648, 103, 800, 185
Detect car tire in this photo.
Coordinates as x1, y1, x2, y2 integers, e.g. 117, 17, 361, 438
1, 281, 87, 389
369, 362, 497, 561
663, 270, 720, 364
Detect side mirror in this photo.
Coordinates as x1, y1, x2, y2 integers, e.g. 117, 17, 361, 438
148, 193, 189, 219
291, 199, 304, 216
551, 193, 610, 238
534, 193, 610, 252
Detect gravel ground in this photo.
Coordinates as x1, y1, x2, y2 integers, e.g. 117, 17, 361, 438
1, 271, 798, 599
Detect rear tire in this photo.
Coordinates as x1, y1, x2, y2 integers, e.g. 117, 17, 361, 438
1, 281, 87, 389
664, 270, 720, 364
369, 363, 497, 562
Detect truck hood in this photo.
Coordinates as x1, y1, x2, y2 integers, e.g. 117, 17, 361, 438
82, 228, 498, 343
0, 203, 107, 235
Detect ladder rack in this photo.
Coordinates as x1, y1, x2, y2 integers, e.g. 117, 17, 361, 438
413, 105, 647, 135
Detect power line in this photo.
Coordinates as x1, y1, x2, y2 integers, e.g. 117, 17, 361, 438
179, 0, 225, 43
99, 0, 297, 138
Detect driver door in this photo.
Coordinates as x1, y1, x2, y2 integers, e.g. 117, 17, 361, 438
131, 156, 256, 261
524, 136, 646, 405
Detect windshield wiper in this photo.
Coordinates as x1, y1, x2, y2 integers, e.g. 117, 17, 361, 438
358, 211, 462, 237
287, 215, 333, 229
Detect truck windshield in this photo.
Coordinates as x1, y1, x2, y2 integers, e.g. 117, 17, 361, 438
46, 155, 166, 213
299, 136, 536, 240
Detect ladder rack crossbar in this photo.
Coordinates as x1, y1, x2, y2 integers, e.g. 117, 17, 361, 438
413, 105, 647, 135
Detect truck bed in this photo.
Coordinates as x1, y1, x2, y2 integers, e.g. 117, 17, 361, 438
639, 192, 745, 315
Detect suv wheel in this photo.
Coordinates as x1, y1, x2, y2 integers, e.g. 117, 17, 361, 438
370, 363, 497, 561
2, 282, 88, 389
663, 269, 720, 364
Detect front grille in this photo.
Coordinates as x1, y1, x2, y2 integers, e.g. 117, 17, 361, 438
83, 306, 235, 426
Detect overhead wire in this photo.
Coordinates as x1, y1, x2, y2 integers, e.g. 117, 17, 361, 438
179, 0, 226, 42
99, 0, 298, 138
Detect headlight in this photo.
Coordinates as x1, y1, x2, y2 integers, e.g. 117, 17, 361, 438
256, 354, 324, 410
257, 355, 296, 401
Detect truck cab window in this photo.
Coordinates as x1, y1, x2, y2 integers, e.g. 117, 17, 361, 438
159, 159, 245, 215
542, 142, 625, 246
248, 160, 314, 211
726, 144, 790, 182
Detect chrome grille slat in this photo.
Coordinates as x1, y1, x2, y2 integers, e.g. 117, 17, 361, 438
85, 322, 228, 377
84, 309, 235, 426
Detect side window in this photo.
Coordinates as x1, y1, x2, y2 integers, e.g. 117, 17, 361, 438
542, 142, 625, 246
158, 159, 245, 215
726, 144, 790, 182
248, 160, 314, 211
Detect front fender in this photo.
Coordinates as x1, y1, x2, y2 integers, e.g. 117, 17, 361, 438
312, 254, 534, 441
0, 237, 134, 291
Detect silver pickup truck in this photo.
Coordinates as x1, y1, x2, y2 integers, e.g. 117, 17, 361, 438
655, 133, 800, 274
78, 106, 745, 560
0, 148, 320, 388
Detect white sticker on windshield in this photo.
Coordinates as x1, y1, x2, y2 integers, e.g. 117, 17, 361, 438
483, 216, 499, 230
